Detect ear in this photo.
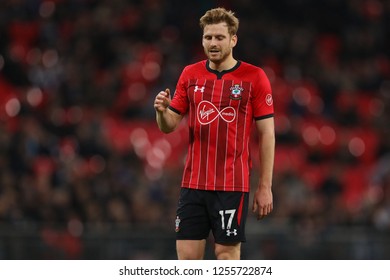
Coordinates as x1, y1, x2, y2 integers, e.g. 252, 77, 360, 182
231, 34, 238, 47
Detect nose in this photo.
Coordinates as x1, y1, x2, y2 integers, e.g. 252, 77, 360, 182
210, 37, 218, 47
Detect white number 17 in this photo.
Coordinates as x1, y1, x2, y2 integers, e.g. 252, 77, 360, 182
219, 209, 236, 230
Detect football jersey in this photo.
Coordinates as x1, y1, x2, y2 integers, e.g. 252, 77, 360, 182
169, 60, 274, 192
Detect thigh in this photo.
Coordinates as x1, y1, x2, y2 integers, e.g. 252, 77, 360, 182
175, 188, 210, 240
207, 191, 249, 244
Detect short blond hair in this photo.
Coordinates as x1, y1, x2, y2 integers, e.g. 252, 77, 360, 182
199, 7, 239, 36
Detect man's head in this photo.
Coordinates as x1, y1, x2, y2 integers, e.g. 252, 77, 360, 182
200, 8, 239, 67
199, 7, 239, 37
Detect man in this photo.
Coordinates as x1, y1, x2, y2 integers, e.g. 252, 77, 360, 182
154, 7, 275, 260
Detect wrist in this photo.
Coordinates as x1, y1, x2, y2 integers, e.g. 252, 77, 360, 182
257, 182, 272, 190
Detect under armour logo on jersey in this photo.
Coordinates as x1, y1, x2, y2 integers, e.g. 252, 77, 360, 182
194, 86, 205, 93
197, 100, 236, 125
226, 229, 237, 236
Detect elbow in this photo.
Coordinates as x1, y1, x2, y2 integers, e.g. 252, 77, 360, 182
160, 127, 174, 134
158, 124, 177, 134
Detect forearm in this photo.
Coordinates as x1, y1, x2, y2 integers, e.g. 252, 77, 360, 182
156, 109, 180, 133
252, 118, 275, 218
258, 131, 275, 190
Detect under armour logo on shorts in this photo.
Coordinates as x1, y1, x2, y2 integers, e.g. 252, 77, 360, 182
226, 229, 237, 236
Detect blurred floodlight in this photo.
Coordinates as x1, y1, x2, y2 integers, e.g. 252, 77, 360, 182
130, 128, 150, 158
303, 125, 319, 146
26, 48, 42, 66
26, 87, 43, 107
319, 126, 336, 146
39, 1, 56, 18
127, 82, 146, 101
141, 61, 160, 81
42, 49, 59, 68
293, 86, 311, 106
5, 98, 21, 117
348, 137, 365, 157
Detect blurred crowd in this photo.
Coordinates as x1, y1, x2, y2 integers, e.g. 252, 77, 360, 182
1, 0, 390, 258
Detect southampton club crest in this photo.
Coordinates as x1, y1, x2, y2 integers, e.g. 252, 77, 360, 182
229, 84, 243, 100
175, 216, 181, 232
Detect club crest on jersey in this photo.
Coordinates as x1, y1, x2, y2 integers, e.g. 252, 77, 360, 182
175, 216, 181, 232
229, 84, 243, 100
266, 93, 273, 106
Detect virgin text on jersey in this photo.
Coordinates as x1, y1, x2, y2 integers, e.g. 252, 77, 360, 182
197, 100, 236, 125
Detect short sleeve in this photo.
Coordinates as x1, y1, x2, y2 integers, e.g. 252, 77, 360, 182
252, 68, 274, 120
169, 66, 189, 115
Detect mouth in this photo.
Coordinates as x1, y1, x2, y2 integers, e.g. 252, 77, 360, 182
209, 49, 220, 54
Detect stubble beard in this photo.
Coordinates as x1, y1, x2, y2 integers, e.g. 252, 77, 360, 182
206, 48, 231, 65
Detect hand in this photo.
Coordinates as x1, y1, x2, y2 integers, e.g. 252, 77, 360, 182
154, 88, 171, 112
252, 187, 273, 220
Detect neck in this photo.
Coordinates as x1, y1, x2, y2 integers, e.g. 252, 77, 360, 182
208, 57, 237, 72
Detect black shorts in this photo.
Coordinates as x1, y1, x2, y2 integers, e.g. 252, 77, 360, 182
175, 188, 249, 244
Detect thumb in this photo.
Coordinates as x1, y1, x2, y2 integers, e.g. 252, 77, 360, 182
165, 88, 171, 98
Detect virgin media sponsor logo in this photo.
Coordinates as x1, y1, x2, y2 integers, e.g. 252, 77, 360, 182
197, 100, 236, 125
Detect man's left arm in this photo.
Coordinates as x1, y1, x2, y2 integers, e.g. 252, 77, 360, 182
252, 117, 275, 220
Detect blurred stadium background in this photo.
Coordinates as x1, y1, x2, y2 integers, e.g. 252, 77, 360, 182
1, 0, 390, 259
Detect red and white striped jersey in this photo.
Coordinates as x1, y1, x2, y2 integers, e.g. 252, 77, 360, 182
169, 60, 274, 192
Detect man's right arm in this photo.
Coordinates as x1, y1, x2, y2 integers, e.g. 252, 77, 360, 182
154, 88, 183, 133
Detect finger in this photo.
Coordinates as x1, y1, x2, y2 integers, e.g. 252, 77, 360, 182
156, 91, 171, 109
154, 95, 163, 104
154, 102, 161, 111
261, 205, 272, 218
157, 91, 167, 99
155, 91, 168, 102
154, 93, 167, 110
160, 89, 170, 100
267, 203, 273, 214
252, 200, 258, 213
259, 208, 265, 219
258, 206, 270, 220
257, 213, 264, 220
256, 211, 263, 220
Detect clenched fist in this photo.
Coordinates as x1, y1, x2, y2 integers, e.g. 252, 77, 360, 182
154, 88, 171, 113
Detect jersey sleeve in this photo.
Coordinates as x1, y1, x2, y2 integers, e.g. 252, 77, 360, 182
168, 66, 189, 115
252, 68, 274, 120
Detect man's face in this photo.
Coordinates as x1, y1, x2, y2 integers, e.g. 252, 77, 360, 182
202, 22, 237, 64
